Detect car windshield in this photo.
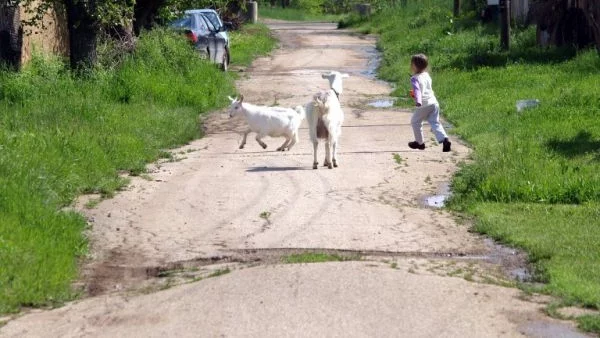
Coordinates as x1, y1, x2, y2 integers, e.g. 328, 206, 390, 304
202, 12, 221, 29
170, 15, 191, 29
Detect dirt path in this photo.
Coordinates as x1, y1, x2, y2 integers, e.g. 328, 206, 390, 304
1, 21, 588, 337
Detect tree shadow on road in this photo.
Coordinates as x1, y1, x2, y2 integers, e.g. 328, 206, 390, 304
246, 166, 311, 172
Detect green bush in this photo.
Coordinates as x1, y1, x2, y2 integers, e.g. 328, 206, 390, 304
0, 25, 274, 313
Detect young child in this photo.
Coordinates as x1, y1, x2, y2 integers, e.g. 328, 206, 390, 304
408, 54, 451, 152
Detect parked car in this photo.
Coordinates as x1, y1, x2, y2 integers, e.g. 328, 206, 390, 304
170, 10, 232, 71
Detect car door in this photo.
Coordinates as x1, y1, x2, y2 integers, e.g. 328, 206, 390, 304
201, 11, 228, 45
191, 14, 213, 56
198, 14, 226, 64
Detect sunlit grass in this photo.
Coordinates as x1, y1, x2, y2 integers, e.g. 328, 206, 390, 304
260, 6, 342, 22
348, 0, 600, 332
0, 25, 274, 313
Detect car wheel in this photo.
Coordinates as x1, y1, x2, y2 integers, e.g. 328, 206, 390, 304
221, 51, 229, 72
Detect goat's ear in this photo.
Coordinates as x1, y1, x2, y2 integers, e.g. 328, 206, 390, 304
239, 94, 244, 103
228, 96, 235, 103
321, 73, 331, 79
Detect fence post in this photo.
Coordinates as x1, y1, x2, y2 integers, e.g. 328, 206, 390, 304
248, 1, 258, 23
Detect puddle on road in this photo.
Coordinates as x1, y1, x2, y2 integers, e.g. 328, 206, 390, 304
420, 184, 536, 283
361, 46, 381, 79
423, 184, 451, 208
424, 194, 447, 208
367, 98, 396, 108
520, 321, 589, 338
483, 238, 535, 283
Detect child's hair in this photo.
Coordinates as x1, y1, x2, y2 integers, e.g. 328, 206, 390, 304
411, 54, 429, 72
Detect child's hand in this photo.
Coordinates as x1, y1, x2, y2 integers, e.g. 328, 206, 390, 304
409, 89, 415, 98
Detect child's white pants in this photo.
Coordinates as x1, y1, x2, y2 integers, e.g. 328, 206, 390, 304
411, 103, 448, 144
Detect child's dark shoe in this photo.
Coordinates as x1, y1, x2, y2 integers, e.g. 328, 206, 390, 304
408, 141, 425, 150
442, 138, 452, 152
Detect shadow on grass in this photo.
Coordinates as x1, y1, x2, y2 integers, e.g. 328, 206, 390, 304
448, 47, 578, 70
546, 131, 600, 160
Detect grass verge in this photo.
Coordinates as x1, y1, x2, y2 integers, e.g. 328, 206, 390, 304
0, 24, 274, 314
282, 252, 358, 263
229, 23, 277, 66
345, 0, 600, 333
260, 7, 342, 22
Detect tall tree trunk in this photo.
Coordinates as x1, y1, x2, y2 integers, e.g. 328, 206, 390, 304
64, 0, 98, 70
133, 0, 166, 35
0, 3, 23, 69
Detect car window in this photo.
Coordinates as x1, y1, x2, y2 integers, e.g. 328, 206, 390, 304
199, 14, 217, 32
193, 14, 210, 33
170, 15, 191, 29
202, 12, 221, 29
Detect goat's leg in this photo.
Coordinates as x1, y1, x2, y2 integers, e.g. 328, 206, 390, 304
239, 129, 251, 149
332, 140, 338, 168
312, 141, 319, 169
255, 134, 268, 149
324, 141, 333, 169
286, 133, 298, 151
277, 137, 291, 151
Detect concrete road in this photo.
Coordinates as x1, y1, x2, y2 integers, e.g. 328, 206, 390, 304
1, 21, 587, 338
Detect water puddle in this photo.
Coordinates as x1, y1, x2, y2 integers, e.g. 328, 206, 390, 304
520, 321, 589, 338
361, 46, 381, 79
424, 194, 447, 208
423, 184, 450, 208
483, 239, 534, 283
367, 98, 395, 108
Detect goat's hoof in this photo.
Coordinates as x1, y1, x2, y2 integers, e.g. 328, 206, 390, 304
333, 161, 338, 168
313, 163, 318, 169
327, 164, 333, 169
261, 145, 267, 149
239, 145, 245, 149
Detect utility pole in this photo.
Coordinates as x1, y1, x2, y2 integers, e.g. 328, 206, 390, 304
453, 0, 460, 17
499, 0, 510, 50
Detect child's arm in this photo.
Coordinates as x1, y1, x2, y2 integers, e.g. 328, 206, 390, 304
410, 77, 422, 107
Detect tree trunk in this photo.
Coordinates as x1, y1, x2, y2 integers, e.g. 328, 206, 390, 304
0, 3, 22, 69
64, 0, 99, 70
133, 0, 166, 35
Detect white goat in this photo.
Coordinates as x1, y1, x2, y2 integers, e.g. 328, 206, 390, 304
305, 90, 344, 169
321, 71, 350, 99
228, 95, 305, 151
305, 72, 349, 169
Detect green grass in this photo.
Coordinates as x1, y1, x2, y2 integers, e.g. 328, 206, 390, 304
282, 252, 357, 263
0, 24, 274, 314
347, 0, 600, 333
260, 7, 342, 22
229, 24, 277, 66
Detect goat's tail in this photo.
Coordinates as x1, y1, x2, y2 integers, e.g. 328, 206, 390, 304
294, 105, 306, 120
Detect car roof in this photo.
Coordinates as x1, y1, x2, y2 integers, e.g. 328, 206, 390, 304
185, 9, 218, 14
